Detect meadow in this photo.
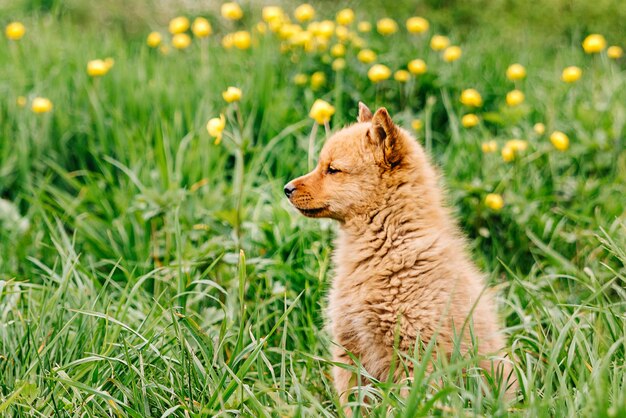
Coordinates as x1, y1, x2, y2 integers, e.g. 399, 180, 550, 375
1, 0, 625, 416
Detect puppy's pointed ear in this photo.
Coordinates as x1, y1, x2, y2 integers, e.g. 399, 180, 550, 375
357, 101, 373, 123
369, 107, 401, 166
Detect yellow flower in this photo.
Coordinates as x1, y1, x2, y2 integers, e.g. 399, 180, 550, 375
31, 97, 53, 114
222, 2, 243, 20
192, 17, 212, 38
411, 119, 423, 131
506, 63, 526, 81
5, 22, 25, 40
309, 99, 335, 124
169, 16, 189, 34
368, 64, 392, 83
147, 32, 162, 47
290, 30, 313, 47
316, 20, 335, 39
332, 58, 346, 71
222, 33, 234, 49
460, 89, 483, 107
406, 16, 429, 34
561, 66, 582, 83
506, 139, 528, 152
222, 86, 242, 103
481, 140, 498, 153
533, 123, 545, 135
485, 193, 504, 211
377, 18, 398, 36
357, 49, 376, 63
550, 131, 569, 151
172, 33, 192, 49
233, 31, 251, 49
430, 35, 450, 51
357, 21, 372, 32
330, 43, 345, 57
262, 6, 284, 23
16, 96, 27, 107
336, 8, 355, 25
294, 4, 315, 22
442, 46, 462, 62
310, 71, 326, 90
607, 46, 623, 59
408, 59, 427, 75
335, 26, 349, 41
506, 89, 525, 106
501, 145, 514, 162
87, 59, 113, 77
582, 34, 606, 54
293, 73, 308, 85
394, 70, 410, 82
207, 114, 226, 144
256, 22, 267, 34
461, 114, 479, 128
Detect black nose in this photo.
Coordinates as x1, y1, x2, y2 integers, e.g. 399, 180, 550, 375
284, 183, 296, 197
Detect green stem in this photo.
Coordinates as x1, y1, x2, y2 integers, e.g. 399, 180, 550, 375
308, 123, 318, 171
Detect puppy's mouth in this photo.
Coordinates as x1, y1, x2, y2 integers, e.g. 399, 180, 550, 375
297, 206, 327, 217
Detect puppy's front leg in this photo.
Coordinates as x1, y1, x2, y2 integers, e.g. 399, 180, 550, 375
332, 348, 355, 416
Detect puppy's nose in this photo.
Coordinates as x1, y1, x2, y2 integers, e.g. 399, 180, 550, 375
284, 183, 296, 198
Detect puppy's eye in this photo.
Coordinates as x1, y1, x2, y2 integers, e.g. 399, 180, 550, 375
326, 166, 342, 175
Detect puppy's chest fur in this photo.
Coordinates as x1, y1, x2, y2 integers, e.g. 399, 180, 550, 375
325, 227, 496, 380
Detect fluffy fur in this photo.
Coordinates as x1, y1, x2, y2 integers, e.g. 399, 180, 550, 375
285, 103, 513, 403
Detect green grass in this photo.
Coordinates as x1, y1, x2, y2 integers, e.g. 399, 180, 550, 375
1, 1, 625, 416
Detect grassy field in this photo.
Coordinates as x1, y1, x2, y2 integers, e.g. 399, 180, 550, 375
1, 1, 625, 416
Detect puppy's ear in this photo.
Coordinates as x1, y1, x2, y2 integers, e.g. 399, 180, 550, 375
357, 101, 373, 123
369, 107, 402, 166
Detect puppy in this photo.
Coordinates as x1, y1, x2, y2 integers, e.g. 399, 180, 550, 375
285, 103, 514, 405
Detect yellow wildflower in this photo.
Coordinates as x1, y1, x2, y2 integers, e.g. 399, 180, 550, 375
262, 6, 284, 23
430, 35, 450, 51
481, 140, 498, 153
316, 20, 335, 39
408, 59, 427, 75
485, 193, 504, 211
222, 86, 242, 103
550, 131, 569, 151
147, 32, 162, 47
368, 64, 392, 82
330, 43, 345, 57
172, 33, 191, 49
336, 8, 355, 26
506, 139, 528, 152
501, 145, 514, 162
442, 46, 462, 62
460, 89, 483, 107
294, 4, 315, 22
461, 114, 479, 128
293, 73, 308, 85
533, 123, 545, 135
357, 49, 377, 63
310, 71, 326, 90
357, 21, 372, 32
335, 26, 349, 41
192, 17, 212, 38
406, 17, 429, 34
506, 63, 526, 81
332, 58, 346, 71
506, 90, 525, 106
309, 99, 335, 124
394, 70, 410, 82
233, 31, 251, 49
582, 34, 606, 54
607, 46, 623, 59
31, 97, 53, 114
207, 114, 226, 144
5, 22, 26, 40
411, 119, 423, 131
17, 96, 27, 107
222, 3, 243, 20
377, 18, 398, 36
561, 66, 582, 83
87, 59, 113, 77
169, 16, 189, 34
